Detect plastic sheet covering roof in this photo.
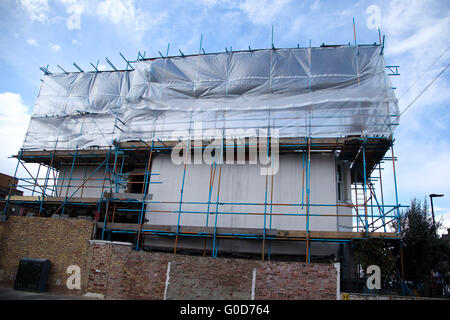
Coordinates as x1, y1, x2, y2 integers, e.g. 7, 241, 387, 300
23, 45, 398, 150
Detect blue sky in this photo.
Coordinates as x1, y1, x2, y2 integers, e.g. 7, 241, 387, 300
0, 0, 449, 232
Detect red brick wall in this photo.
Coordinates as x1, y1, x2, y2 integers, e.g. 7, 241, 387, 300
0, 216, 94, 295
87, 242, 337, 300
167, 255, 257, 300
0, 217, 337, 299
86, 241, 113, 296
255, 262, 336, 300
108, 246, 170, 299
87, 241, 171, 299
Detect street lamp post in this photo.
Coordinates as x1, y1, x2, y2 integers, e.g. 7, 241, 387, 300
429, 194, 444, 225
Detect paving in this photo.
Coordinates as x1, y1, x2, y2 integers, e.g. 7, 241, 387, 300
0, 286, 94, 300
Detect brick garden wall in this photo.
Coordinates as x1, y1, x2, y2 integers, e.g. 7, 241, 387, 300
87, 241, 337, 300
167, 254, 257, 300
0, 216, 94, 295
0, 217, 337, 299
86, 241, 172, 299
255, 262, 337, 300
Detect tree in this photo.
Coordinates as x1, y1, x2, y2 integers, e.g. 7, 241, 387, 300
352, 238, 397, 289
397, 198, 450, 296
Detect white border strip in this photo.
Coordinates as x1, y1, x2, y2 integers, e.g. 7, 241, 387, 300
164, 262, 171, 300
334, 262, 341, 300
251, 268, 256, 300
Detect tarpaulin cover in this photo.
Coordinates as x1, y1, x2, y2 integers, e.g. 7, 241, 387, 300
23, 45, 398, 150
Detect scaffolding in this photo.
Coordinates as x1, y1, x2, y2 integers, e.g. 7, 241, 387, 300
1, 136, 406, 263
1, 43, 404, 264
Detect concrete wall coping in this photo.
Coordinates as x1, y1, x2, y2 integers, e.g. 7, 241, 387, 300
89, 240, 133, 246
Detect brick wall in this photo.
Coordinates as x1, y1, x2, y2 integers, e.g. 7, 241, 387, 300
255, 262, 336, 300
0, 216, 94, 295
0, 217, 337, 299
87, 242, 337, 300
167, 255, 257, 300
86, 241, 171, 299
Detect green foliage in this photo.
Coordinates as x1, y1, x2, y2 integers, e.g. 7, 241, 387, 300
352, 198, 450, 296
397, 198, 450, 284
352, 238, 397, 284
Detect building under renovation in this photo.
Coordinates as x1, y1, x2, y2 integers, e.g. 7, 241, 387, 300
1, 43, 404, 272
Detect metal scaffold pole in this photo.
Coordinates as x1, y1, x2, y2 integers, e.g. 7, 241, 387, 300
136, 141, 154, 251
391, 142, 401, 234
362, 139, 368, 236
174, 140, 190, 255
306, 137, 311, 263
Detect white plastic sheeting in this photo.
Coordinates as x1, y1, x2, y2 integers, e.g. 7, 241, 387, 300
23, 45, 398, 150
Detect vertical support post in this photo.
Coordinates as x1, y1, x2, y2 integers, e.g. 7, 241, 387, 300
267, 160, 274, 261
174, 140, 190, 255
199, 33, 203, 54
391, 143, 401, 235
205, 159, 217, 227
362, 140, 368, 235
354, 170, 359, 232
136, 141, 153, 251
378, 163, 386, 232
100, 148, 110, 197
52, 167, 58, 196
80, 166, 88, 198
40, 150, 56, 217
212, 164, 222, 258
116, 150, 126, 193
112, 203, 117, 223
370, 186, 374, 232
301, 150, 305, 209
112, 143, 119, 193
111, 143, 120, 225
306, 137, 311, 263
58, 167, 66, 197
262, 137, 270, 261
100, 148, 113, 240
62, 148, 78, 215
32, 164, 41, 196
212, 138, 224, 258
271, 25, 274, 48
204, 158, 217, 257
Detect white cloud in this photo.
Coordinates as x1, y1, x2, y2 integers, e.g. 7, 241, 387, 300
436, 211, 450, 235
96, 0, 167, 32
49, 43, 62, 52
26, 38, 38, 46
199, 0, 219, 6
19, 0, 50, 23
386, 17, 450, 56
56, 0, 168, 40
0, 93, 31, 176
377, 1, 450, 215
237, 0, 291, 25
310, 0, 320, 11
